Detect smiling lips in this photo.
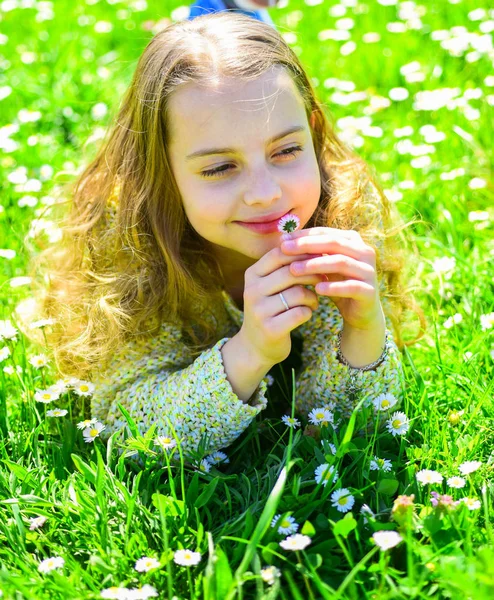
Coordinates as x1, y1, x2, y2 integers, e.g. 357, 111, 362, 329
235, 211, 290, 234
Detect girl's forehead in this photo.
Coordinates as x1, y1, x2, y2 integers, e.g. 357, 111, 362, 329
167, 69, 307, 149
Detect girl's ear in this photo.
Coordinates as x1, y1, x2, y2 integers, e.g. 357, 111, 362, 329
309, 111, 316, 129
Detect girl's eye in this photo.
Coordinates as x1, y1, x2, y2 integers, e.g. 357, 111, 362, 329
200, 145, 304, 179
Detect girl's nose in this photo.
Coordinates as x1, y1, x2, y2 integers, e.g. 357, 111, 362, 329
242, 166, 282, 205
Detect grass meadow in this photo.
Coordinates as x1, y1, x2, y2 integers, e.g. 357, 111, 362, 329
1, 0, 493, 598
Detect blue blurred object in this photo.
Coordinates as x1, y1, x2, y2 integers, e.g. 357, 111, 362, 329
188, 0, 275, 27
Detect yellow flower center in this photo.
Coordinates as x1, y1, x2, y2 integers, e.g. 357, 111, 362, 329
42, 394, 51, 400
392, 419, 401, 428
80, 385, 88, 392
338, 498, 347, 505
382, 400, 390, 408
378, 459, 384, 467
184, 552, 191, 559
89, 428, 98, 436
281, 519, 290, 528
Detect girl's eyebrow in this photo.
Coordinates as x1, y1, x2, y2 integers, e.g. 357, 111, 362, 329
185, 125, 306, 161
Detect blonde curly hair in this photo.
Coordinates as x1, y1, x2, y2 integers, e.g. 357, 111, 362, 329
28, 12, 425, 379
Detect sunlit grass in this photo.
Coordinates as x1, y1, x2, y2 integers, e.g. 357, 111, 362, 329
0, 0, 493, 598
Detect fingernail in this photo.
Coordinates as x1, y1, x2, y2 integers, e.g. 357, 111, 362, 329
281, 233, 292, 241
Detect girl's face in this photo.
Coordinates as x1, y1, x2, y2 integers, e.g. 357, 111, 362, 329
167, 67, 321, 279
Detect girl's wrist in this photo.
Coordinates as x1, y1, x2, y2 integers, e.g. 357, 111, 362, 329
338, 316, 387, 370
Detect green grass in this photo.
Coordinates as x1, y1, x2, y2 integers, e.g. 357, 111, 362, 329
1, 0, 493, 598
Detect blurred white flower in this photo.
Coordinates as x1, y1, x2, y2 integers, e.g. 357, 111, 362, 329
72, 381, 95, 396
271, 514, 299, 535
29, 354, 49, 368
468, 177, 487, 189
331, 488, 355, 513
480, 313, 494, 330
46, 409, 68, 418
468, 211, 489, 222
314, 463, 339, 486
91, 103, 108, 120
416, 469, 444, 485
373, 393, 397, 412
134, 557, 160, 572
386, 412, 410, 436
173, 549, 201, 566
370, 457, 393, 472
362, 32, 380, 43
34, 389, 59, 404
77, 418, 97, 430
0, 319, 18, 342
30, 318, 55, 329
372, 530, 402, 550
17, 109, 41, 122
199, 459, 211, 473
0, 249, 15, 259
154, 436, 177, 450
29, 515, 47, 531
281, 415, 301, 428
447, 476, 466, 489
444, 313, 462, 329
260, 565, 281, 585
460, 497, 481, 510
389, 87, 409, 101
100, 587, 131, 600
0, 347, 11, 362
440, 167, 465, 180
432, 256, 456, 274
459, 460, 482, 475
94, 21, 113, 33
205, 451, 229, 465
83, 422, 106, 443
308, 407, 334, 426
38, 556, 64, 573
279, 534, 311, 551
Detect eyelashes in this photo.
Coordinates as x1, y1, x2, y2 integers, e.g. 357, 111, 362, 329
200, 145, 304, 179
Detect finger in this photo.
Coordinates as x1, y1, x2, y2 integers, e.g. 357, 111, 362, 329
263, 264, 326, 295
282, 227, 359, 241
268, 285, 319, 317
281, 235, 374, 263
314, 280, 377, 299
290, 254, 375, 281
251, 246, 325, 279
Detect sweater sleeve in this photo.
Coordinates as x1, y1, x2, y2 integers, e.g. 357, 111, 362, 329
295, 290, 405, 420
90, 327, 268, 459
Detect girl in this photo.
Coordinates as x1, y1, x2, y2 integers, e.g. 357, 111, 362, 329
33, 13, 424, 459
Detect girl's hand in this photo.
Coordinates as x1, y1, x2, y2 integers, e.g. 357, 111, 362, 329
238, 247, 327, 368
280, 227, 384, 332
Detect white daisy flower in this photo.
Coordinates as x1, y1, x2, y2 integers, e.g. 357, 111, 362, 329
29, 516, 47, 530
372, 393, 398, 411
447, 476, 466, 489
48, 380, 68, 395
314, 463, 339, 486
321, 440, 337, 455
372, 530, 403, 551
199, 459, 211, 473
277, 213, 300, 234
460, 497, 481, 510
308, 407, 334, 426
205, 451, 229, 465
279, 533, 311, 551
386, 411, 410, 436
0, 346, 11, 362
370, 457, 392, 472
72, 381, 95, 396
128, 585, 158, 599
0, 319, 18, 341
271, 514, 299, 535
260, 565, 281, 585
281, 415, 301, 428
331, 488, 355, 513
82, 422, 106, 443
77, 418, 97, 430
100, 587, 131, 599
173, 549, 202, 566
29, 354, 49, 368
154, 436, 177, 450
459, 460, 482, 475
46, 409, 68, 418
38, 556, 64, 573
34, 389, 60, 404
480, 312, 494, 330
30, 318, 55, 329
134, 556, 160, 572
416, 469, 444, 485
